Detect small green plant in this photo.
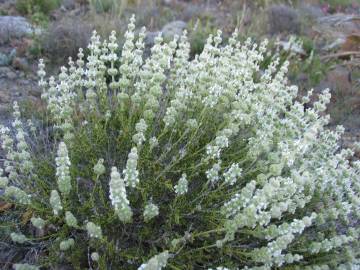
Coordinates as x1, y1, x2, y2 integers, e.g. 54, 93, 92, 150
15, 0, 60, 15
0, 8, 8, 15
320, 0, 356, 9
30, 11, 49, 27
188, 19, 217, 57
89, 0, 127, 16
0, 16, 359, 270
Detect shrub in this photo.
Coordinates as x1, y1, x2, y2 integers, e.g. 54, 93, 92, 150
0, 16, 359, 269
188, 19, 217, 57
40, 17, 93, 64
320, 0, 356, 9
15, 0, 60, 15
267, 5, 301, 35
89, 0, 127, 15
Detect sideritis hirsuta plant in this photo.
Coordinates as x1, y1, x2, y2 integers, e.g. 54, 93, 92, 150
0, 15, 359, 270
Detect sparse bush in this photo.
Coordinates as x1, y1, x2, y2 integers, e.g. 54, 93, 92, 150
89, 0, 127, 15
188, 19, 217, 57
267, 4, 301, 35
15, 0, 60, 15
41, 17, 93, 64
0, 16, 359, 270
320, 0, 356, 9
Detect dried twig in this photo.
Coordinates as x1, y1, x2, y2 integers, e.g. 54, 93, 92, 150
320, 51, 360, 60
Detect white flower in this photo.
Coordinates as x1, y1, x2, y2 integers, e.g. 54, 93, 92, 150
93, 158, 106, 177
174, 173, 188, 195
206, 162, 221, 183
123, 147, 139, 188
5, 186, 31, 205
143, 202, 159, 222
65, 211, 78, 228
109, 167, 132, 222
11, 232, 27, 244
149, 137, 158, 150
60, 238, 75, 251
86, 222, 103, 239
56, 142, 72, 195
138, 251, 170, 270
91, 252, 100, 261
133, 119, 148, 145
13, 264, 39, 270
30, 217, 46, 230
223, 163, 242, 185
50, 190, 62, 215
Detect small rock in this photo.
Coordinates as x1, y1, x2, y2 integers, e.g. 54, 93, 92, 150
0, 52, 11, 66
0, 66, 11, 75
0, 16, 33, 44
0, 104, 9, 115
19, 79, 31, 85
317, 15, 360, 36
6, 70, 16, 80
0, 91, 10, 103
268, 5, 301, 35
29, 88, 41, 98
62, 0, 76, 10
12, 57, 30, 72
161, 20, 187, 40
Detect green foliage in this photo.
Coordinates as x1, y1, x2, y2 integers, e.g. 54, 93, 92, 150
320, 0, 356, 8
301, 53, 331, 86
15, 0, 60, 15
89, 0, 127, 15
0, 8, 8, 15
30, 11, 49, 27
188, 19, 217, 57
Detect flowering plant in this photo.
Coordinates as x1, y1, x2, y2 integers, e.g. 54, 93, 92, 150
0, 16, 359, 270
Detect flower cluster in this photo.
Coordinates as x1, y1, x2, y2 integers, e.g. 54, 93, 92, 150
65, 211, 78, 228
138, 251, 170, 270
55, 142, 72, 196
174, 173, 188, 195
50, 190, 62, 215
93, 158, 106, 177
91, 252, 100, 262
143, 202, 159, 222
133, 119, 148, 146
11, 232, 28, 244
223, 163, 242, 185
59, 238, 75, 251
30, 217, 46, 230
0, 102, 33, 187
123, 147, 139, 188
86, 222, 103, 239
13, 264, 39, 270
109, 167, 132, 222
4, 186, 31, 204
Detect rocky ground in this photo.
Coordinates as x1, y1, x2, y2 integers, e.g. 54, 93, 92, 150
0, 0, 359, 152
